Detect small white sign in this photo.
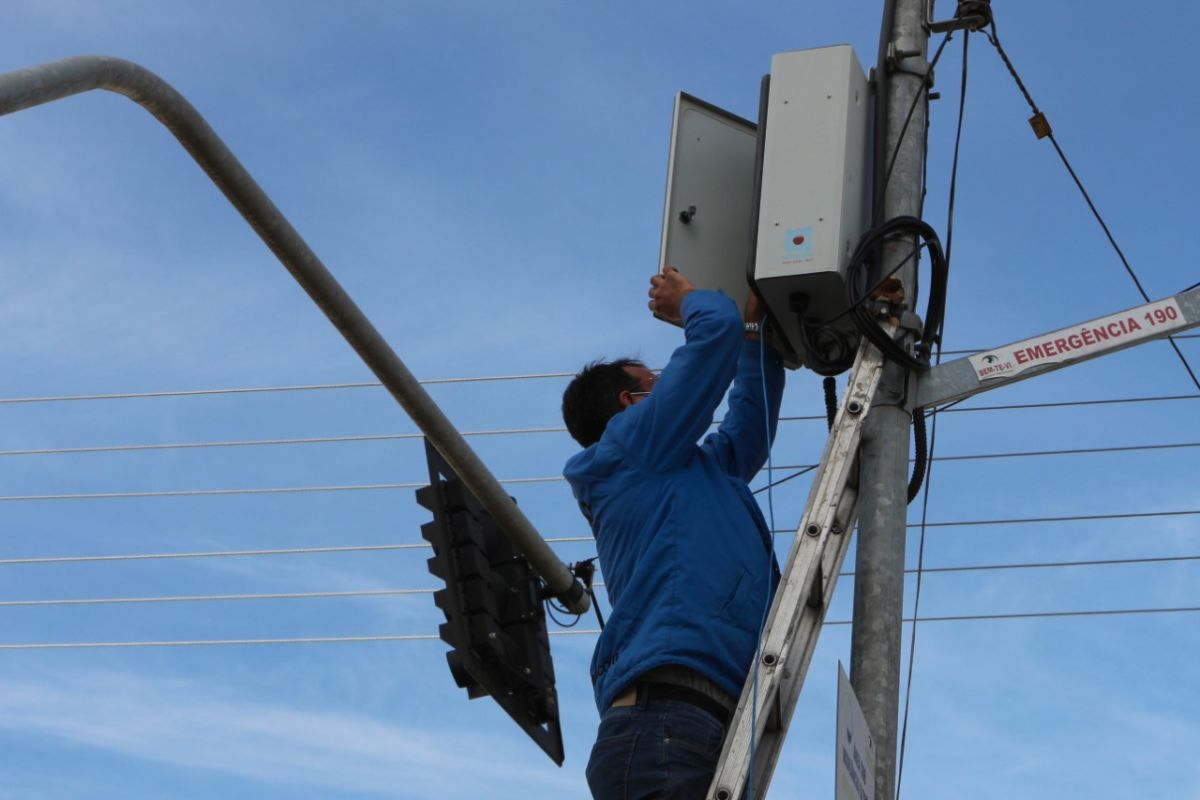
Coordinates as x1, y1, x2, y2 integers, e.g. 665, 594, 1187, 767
968, 297, 1187, 382
836, 663, 875, 800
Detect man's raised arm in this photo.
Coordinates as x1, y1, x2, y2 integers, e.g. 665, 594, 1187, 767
606, 268, 744, 471
701, 291, 786, 482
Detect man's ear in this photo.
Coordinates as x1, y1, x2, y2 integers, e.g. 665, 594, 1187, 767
617, 389, 635, 409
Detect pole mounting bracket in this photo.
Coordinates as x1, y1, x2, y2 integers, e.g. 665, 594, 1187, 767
930, 0, 993, 33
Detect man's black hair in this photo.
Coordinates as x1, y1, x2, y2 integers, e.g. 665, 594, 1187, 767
562, 358, 646, 448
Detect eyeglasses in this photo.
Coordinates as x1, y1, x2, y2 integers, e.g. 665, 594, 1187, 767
629, 391, 652, 398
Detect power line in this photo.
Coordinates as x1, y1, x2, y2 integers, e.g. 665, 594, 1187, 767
4, 394, 1195, 460
892, 553, 1200, 576
753, 464, 817, 496
0, 372, 576, 406
4, 440, 1192, 502
0, 536, 595, 567
890, 606, 1200, 624
900, 25, 975, 784
2, 605, 1195, 650
7, 554, 1195, 608
0, 475, 563, 502
0, 543, 428, 565
0, 635, 440, 650
937, 393, 1199, 415
907, 508, 1200, 528
983, 22, 1200, 392
765, 508, 1197, 533
0, 588, 434, 608
930, 440, 1200, 462
0, 427, 564, 457
0, 510, 1191, 573
586, 551, 1200, 587
2, 342, 1195, 409
762, 440, 1200, 481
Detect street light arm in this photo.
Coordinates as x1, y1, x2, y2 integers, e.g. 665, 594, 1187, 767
0, 55, 589, 613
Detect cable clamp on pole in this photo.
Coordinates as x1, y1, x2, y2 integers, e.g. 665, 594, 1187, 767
885, 43, 934, 86
897, 311, 925, 336
553, 575, 590, 615
930, 0, 992, 33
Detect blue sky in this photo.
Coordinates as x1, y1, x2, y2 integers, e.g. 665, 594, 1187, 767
1, 2, 1197, 798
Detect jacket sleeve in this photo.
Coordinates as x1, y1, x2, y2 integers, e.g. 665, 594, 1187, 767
606, 290, 743, 472
699, 337, 786, 482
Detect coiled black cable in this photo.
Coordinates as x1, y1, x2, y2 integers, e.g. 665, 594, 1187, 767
845, 216, 948, 371
796, 313, 858, 377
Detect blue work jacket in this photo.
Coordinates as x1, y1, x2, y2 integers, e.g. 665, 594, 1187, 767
564, 290, 785, 712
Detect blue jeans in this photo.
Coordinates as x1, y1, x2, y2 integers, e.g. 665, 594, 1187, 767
585, 693, 728, 799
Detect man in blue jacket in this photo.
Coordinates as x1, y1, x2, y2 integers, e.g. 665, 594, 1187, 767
562, 267, 785, 798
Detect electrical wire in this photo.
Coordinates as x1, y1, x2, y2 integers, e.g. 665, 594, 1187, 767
0, 339, 1195, 416
898, 29, 973, 791
3, 606, 1196, 650
0, 588, 434, 607
0, 427, 564, 457
747, 317, 781, 800
46, 429, 1200, 503
759, 507, 1200, 535
0, 635, 442, 650
845, 217, 948, 369
10, 551, 1196, 608
544, 559, 603, 630
1, 391, 1195, 460
761, 440, 1200, 481
929, 440, 1200, 462
0, 475, 563, 502
544, 597, 582, 629
1, 438, 1191, 506
3, 392, 1196, 459
898, 364, 939, 798
0, 372, 576, 406
935, 392, 1199, 415
0, 536, 597, 568
792, 241, 924, 374
880, 32, 955, 203
884, 553, 1200, 577
752, 464, 818, 496
5, 543, 1195, 592
907, 508, 1200, 529
0, 334, 1195, 412
0, 544, 427, 566
5, 552, 1194, 608
983, 22, 1200, 393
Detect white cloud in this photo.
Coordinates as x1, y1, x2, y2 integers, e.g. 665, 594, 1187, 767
0, 666, 580, 798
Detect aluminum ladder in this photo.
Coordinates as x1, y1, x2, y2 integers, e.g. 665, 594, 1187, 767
708, 340, 886, 799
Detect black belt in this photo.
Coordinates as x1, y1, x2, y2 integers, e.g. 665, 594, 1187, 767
637, 681, 732, 727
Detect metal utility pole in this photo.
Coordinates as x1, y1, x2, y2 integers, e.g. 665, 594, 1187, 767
850, 1, 930, 798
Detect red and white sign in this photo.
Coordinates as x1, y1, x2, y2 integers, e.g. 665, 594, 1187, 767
969, 297, 1188, 382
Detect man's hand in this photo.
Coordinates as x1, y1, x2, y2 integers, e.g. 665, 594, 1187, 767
649, 266, 695, 323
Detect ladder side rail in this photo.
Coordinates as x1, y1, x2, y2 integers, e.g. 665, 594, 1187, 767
749, 492, 862, 795
709, 343, 885, 800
